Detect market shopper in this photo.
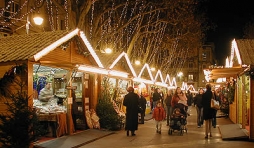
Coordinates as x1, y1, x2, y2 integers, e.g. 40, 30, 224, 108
212, 88, 222, 128
138, 93, 147, 124
193, 88, 204, 128
152, 88, 162, 110
165, 89, 173, 126
123, 86, 139, 136
152, 101, 166, 134
171, 87, 187, 111
202, 84, 216, 139
38, 82, 54, 103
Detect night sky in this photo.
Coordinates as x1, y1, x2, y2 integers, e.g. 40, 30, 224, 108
204, 0, 254, 65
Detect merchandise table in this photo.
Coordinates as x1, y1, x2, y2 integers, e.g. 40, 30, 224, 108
38, 113, 67, 137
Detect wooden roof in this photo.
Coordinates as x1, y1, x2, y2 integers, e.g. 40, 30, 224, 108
0, 30, 72, 62
235, 39, 254, 65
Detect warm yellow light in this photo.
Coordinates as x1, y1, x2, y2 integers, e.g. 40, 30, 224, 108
34, 28, 79, 61
109, 70, 128, 78
78, 65, 108, 75
33, 16, 43, 25
105, 48, 112, 54
155, 82, 168, 87
137, 64, 154, 81
150, 67, 155, 71
80, 31, 104, 68
133, 78, 154, 85
154, 70, 164, 83
177, 72, 183, 77
135, 60, 141, 65
109, 52, 137, 77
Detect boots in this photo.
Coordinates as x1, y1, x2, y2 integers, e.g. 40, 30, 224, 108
127, 130, 129, 136
131, 130, 136, 136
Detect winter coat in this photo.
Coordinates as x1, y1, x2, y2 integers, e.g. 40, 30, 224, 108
152, 106, 166, 121
194, 94, 203, 108
138, 96, 147, 114
152, 92, 162, 102
201, 90, 216, 120
123, 92, 139, 131
164, 94, 172, 106
171, 95, 180, 108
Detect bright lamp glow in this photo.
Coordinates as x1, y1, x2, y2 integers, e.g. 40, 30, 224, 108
177, 72, 183, 77
135, 60, 141, 65
105, 48, 112, 54
33, 16, 43, 25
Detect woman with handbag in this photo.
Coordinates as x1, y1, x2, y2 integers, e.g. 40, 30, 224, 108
201, 84, 216, 139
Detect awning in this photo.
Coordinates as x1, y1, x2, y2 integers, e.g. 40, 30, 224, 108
204, 67, 245, 80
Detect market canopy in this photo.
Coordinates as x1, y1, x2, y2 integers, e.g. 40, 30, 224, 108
204, 67, 245, 80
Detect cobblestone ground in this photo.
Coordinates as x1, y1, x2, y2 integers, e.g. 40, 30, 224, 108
81, 106, 254, 148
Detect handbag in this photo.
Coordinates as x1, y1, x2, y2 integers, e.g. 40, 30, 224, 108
211, 98, 220, 110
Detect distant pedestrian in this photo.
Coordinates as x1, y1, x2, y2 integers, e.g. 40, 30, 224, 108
152, 88, 162, 110
193, 88, 204, 128
165, 89, 173, 126
212, 88, 222, 128
152, 101, 166, 134
123, 86, 139, 136
138, 93, 147, 124
202, 84, 216, 139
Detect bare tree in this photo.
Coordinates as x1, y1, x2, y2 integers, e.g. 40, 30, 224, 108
0, 0, 210, 75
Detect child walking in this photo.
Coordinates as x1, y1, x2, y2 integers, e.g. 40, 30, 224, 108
152, 101, 166, 134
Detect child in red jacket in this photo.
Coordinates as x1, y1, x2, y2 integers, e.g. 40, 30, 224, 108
152, 101, 166, 134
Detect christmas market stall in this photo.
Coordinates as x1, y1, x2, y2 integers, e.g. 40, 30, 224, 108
203, 39, 254, 140
0, 29, 107, 139
133, 63, 155, 114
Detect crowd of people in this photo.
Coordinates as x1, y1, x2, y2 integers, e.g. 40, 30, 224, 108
123, 84, 230, 139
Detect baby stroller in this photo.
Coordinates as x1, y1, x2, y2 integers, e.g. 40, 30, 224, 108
168, 105, 188, 136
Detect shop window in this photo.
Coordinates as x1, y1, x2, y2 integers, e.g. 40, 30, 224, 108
202, 52, 207, 61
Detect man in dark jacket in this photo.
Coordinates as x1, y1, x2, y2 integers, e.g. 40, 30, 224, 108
138, 93, 147, 124
193, 88, 204, 128
152, 88, 162, 111
123, 86, 139, 136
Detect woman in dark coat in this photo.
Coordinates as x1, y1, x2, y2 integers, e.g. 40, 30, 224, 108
123, 86, 139, 136
202, 84, 216, 139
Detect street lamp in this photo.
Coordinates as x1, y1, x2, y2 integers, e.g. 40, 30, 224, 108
135, 60, 141, 65
104, 48, 112, 54
33, 13, 43, 25
177, 72, 183, 82
26, 0, 45, 33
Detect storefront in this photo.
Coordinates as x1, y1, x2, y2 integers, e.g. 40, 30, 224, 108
0, 28, 106, 137
203, 39, 254, 140
133, 63, 156, 114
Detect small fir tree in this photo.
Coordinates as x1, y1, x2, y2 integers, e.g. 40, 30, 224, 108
96, 77, 122, 130
0, 64, 46, 148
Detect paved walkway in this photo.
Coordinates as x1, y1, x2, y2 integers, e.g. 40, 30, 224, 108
34, 106, 254, 148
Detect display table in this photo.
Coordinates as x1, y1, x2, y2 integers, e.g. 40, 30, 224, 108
38, 113, 67, 137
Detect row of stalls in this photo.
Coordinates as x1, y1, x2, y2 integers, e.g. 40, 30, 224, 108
0, 28, 181, 138
204, 39, 254, 141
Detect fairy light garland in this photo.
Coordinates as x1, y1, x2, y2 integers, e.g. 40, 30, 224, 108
89, 0, 95, 40
64, 0, 68, 29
